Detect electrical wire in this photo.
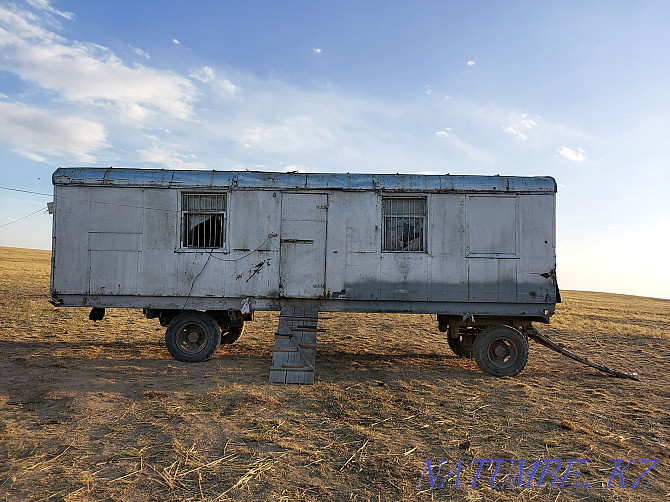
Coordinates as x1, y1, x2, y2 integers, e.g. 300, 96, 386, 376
0, 208, 47, 228
0, 186, 51, 196
205, 233, 277, 262
0, 185, 200, 214
181, 250, 214, 311
0, 184, 278, 259
179, 233, 278, 312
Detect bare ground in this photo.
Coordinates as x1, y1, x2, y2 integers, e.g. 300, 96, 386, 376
0, 246, 668, 501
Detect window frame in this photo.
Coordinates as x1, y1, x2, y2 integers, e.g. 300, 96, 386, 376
179, 192, 229, 252
381, 196, 428, 253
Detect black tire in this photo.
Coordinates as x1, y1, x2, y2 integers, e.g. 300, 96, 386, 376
221, 321, 245, 345
447, 332, 475, 358
473, 325, 528, 377
165, 311, 221, 362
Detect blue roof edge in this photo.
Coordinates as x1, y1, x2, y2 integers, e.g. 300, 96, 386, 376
53, 167, 557, 193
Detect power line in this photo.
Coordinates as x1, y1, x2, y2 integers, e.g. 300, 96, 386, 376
0, 208, 47, 228
0, 186, 52, 197
0, 184, 184, 213
0, 183, 277, 259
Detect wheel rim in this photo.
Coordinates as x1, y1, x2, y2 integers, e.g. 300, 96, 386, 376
176, 323, 207, 355
487, 337, 519, 369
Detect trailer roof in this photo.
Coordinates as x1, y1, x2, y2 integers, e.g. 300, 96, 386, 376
53, 167, 556, 193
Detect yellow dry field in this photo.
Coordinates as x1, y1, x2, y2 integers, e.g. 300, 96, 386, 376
0, 246, 668, 501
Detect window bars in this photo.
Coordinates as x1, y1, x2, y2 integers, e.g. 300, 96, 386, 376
382, 197, 426, 252
181, 194, 226, 248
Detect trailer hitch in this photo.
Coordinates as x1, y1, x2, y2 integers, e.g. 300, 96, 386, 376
526, 327, 640, 381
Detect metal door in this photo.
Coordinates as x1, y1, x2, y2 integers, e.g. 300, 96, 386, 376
279, 193, 327, 298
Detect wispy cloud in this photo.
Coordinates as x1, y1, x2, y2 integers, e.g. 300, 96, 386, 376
502, 126, 527, 140
466, 60, 475, 66
0, 2, 587, 174
503, 113, 538, 140
240, 116, 334, 155
25, 0, 74, 20
0, 101, 107, 162
312, 47, 322, 54
133, 46, 150, 59
520, 114, 538, 129
138, 146, 206, 169
172, 38, 180, 45
556, 146, 586, 162
189, 66, 236, 94
0, 4, 196, 123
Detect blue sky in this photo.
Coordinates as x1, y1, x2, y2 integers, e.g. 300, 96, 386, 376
0, 0, 668, 299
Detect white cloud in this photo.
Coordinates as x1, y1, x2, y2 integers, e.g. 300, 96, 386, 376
466, 60, 475, 66
138, 146, 206, 169
435, 129, 450, 138
0, 5, 196, 123
0, 101, 107, 162
190, 66, 216, 83
502, 113, 538, 140
312, 47, 322, 54
240, 116, 334, 154
172, 38, 180, 45
133, 46, 150, 59
520, 113, 538, 129
557, 146, 586, 162
25, 0, 74, 20
190, 66, 236, 94
502, 126, 527, 140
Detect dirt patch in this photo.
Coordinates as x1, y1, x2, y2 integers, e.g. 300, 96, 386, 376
0, 246, 668, 501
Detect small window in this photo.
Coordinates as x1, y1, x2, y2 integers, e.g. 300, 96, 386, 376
382, 197, 426, 252
181, 193, 226, 248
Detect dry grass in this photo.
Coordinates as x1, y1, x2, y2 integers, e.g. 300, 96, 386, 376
0, 246, 668, 501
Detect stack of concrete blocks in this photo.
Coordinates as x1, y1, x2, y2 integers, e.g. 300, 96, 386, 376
269, 306, 320, 384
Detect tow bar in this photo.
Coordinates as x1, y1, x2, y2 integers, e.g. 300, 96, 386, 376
526, 327, 640, 381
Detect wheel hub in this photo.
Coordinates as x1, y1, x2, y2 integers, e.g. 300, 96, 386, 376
493, 344, 508, 359
187, 330, 200, 343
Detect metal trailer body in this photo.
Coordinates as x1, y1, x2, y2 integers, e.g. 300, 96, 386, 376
50, 168, 559, 378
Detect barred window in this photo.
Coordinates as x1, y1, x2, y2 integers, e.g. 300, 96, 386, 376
382, 197, 427, 252
181, 194, 226, 248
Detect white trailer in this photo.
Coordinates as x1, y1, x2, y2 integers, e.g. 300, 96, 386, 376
50, 168, 559, 381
